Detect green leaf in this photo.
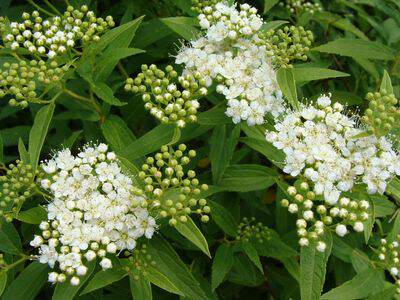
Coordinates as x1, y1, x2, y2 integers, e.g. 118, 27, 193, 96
364, 198, 375, 243
380, 70, 393, 94
53, 260, 96, 300
300, 232, 332, 300
55, 110, 100, 122
254, 229, 297, 260
209, 126, 240, 184
197, 106, 232, 125
276, 67, 299, 110
120, 124, 176, 161
211, 244, 234, 291
159, 17, 199, 40
18, 138, 29, 163
17, 207, 47, 224
91, 82, 126, 106
3, 262, 47, 300
0, 132, 3, 163
241, 242, 263, 273
80, 266, 128, 295
129, 271, 152, 300
313, 38, 395, 60
219, 165, 276, 192
263, 0, 279, 13
370, 194, 395, 217
321, 269, 385, 300
175, 216, 211, 257
146, 236, 208, 299
101, 115, 136, 153
28, 103, 55, 173
62, 130, 83, 149
292, 67, 349, 83
0, 271, 7, 297
95, 47, 145, 82
226, 253, 264, 287
208, 200, 238, 237
145, 265, 183, 295
0, 219, 22, 255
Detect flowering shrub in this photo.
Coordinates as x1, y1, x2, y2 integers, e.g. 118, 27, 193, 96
0, 0, 399, 299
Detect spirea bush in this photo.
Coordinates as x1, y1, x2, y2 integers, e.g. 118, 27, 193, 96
0, 0, 399, 299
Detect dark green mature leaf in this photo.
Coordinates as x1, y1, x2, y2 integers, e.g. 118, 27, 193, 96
3, 262, 47, 300
197, 106, 232, 125
175, 216, 211, 257
101, 115, 136, 152
254, 229, 297, 260
226, 253, 264, 287
0, 219, 22, 255
146, 236, 208, 299
120, 124, 176, 161
313, 38, 395, 60
219, 165, 276, 192
29, 103, 55, 173
145, 265, 183, 295
208, 200, 238, 237
300, 232, 332, 300
321, 269, 385, 300
292, 67, 349, 83
160, 17, 199, 40
129, 271, 152, 300
211, 244, 234, 291
53, 260, 96, 300
240, 137, 285, 169
263, 0, 280, 13
210, 125, 240, 184
91, 82, 126, 106
17, 207, 47, 224
277, 68, 299, 110
0, 271, 7, 297
80, 266, 128, 295
241, 242, 263, 273
370, 194, 396, 217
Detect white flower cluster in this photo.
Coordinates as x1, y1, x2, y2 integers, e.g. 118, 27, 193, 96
266, 95, 400, 205
1, 5, 114, 59
31, 144, 156, 286
175, 2, 285, 126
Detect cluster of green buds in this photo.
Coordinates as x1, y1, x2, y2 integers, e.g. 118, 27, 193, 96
125, 65, 207, 128
378, 238, 400, 293
191, 0, 219, 14
235, 217, 271, 244
0, 160, 37, 222
279, 0, 322, 15
0, 59, 67, 108
260, 26, 314, 68
362, 89, 399, 137
281, 180, 370, 252
0, 5, 114, 59
123, 244, 156, 280
138, 144, 210, 226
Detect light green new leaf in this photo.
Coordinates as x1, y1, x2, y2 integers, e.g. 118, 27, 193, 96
146, 236, 208, 299
17, 206, 47, 224
175, 216, 211, 257
219, 164, 277, 192
321, 269, 385, 300
380, 70, 393, 94
0, 218, 22, 255
129, 270, 152, 300
277, 67, 299, 110
160, 17, 199, 41
91, 82, 126, 106
211, 244, 234, 291
0, 271, 7, 297
292, 67, 349, 83
18, 138, 29, 163
53, 260, 96, 300
208, 200, 237, 237
80, 266, 128, 295
313, 38, 395, 60
300, 232, 332, 300
29, 103, 55, 173
3, 262, 48, 300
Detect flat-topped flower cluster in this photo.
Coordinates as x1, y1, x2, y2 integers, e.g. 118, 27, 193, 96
31, 144, 156, 286
266, 95, 400, 205
176, 2, 285, 125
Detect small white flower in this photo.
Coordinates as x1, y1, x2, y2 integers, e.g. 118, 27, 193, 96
100, 258, 112, 270
316, 241, 326, 252
335, 224, 348, 237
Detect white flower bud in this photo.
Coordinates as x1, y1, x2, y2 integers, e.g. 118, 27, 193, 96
316, 241, 326, 252
335, 224, 348, 237
353, 222, 364, 232
106, 242, 117, 253
288, 203, 298, 214
48, 272, 58, 283
299, 237, 309, 246
70, 276, 80, 286
76, 265, 88, 276
100, 258, 112, 270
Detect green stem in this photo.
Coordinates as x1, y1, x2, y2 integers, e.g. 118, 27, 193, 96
63, 88, 105, 122
27, 0, 56, 17
117, 62, 129, 79
3, 254, 33, 271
